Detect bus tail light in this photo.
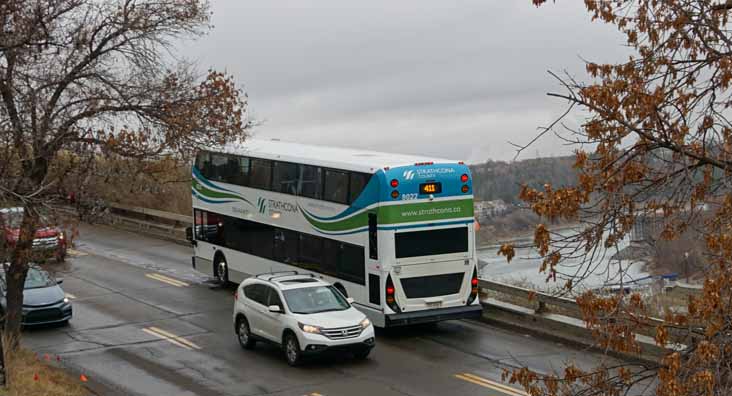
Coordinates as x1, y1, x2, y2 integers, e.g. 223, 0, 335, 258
390, 179, 399, 188
461, 173, 469, 183
385, 275, 401, 313
467, 268, 479, 305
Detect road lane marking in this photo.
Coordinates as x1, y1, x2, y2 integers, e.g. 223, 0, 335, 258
66, 249, 88, 257
142, 328, 193, 350
302, 393, 323, 396
146, 327, 202, 350
142, 327, 202, 350
455, 373, 529, 396
65, 293, 76, 300
145, 273, 189, 287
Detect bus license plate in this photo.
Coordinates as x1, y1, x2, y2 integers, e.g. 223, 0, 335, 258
426, 301, 442, 308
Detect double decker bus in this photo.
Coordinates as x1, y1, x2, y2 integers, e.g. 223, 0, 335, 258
189, 139, 481, 327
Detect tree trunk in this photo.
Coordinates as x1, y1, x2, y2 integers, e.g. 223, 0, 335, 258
0, 333, 6, 388
5, 206, 36, 344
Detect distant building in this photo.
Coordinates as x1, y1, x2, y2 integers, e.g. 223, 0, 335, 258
474, 200, 509, 221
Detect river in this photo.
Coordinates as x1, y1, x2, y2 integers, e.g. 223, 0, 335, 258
477, 227, 649, 291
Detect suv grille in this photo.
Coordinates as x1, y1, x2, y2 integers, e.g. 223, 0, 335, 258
321, 325, 362, 340
33, 237, 58, 249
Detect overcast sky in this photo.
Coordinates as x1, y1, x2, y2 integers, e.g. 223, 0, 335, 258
187, 1, 627, 163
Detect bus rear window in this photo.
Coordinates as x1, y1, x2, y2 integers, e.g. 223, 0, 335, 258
395, 227, 468, 258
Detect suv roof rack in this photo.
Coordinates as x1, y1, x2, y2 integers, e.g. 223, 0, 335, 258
255, 271, 315, 282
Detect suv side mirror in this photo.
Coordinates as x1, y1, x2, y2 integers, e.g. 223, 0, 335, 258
56, 278, 64, 284
268, 305, 282, 313
347, 297, 355, 304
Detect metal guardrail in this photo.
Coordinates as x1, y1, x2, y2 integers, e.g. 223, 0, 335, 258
107, 202, 192, 224
105, 203, 190, 244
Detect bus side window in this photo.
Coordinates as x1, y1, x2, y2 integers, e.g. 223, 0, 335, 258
250, 159, 272, 190
324, 169, 348, 204
230, 156, 250, 186
368, 212, 377, 260
349, 173, 371, 204
298, 165, 323, 199
195, 152, 211, 178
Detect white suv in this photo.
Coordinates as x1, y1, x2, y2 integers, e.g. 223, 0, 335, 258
233, 272, 376, 366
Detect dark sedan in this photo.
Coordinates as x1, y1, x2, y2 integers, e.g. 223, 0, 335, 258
0, 266, 72, 326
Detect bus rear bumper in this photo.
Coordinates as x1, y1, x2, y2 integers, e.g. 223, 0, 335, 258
385, 304, 482, 327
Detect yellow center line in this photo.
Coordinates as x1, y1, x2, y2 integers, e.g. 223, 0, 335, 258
455, 373, 529, 396
145, 273, 189, 287
67, 249, 88, 257
142, 328, 193, 350
147, 326, 202, 350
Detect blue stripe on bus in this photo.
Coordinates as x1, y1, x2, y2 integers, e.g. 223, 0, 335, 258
315, 226, 369, 236
192, 189, 237, 205
377, 219, 474, 231
192, 166, 240, 195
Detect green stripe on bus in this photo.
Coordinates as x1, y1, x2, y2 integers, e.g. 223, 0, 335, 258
377, 199, 474, 225
302, 199, 474, 232
301, 208, 369, 232
192, 180, 250, 203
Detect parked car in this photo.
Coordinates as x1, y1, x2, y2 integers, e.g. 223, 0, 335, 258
0, 266, 72, 326
0, 207, 67, 262
233, 272, 375, 366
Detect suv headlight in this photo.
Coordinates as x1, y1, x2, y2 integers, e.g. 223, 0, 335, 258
360, 318, 371, 329
63, 297, 70, 304
298, 322, 322, 334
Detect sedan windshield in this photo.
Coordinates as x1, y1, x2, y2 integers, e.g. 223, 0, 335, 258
24, 268, 55, 289
283, 286, 350, 314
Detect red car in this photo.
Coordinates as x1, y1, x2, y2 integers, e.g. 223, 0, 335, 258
1, 208, 67, 262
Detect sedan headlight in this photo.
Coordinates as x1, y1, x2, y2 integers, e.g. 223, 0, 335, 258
298, 322, 322, 334
63, 297, 70, 304
360, 318, 371, 329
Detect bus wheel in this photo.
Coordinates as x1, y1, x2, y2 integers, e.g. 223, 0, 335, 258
334, 283, 348, 298
214, 255, 229, 285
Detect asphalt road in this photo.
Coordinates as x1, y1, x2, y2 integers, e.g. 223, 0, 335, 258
23, 224, 612, 396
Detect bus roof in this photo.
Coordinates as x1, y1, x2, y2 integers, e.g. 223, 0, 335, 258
217, 139, 460, 173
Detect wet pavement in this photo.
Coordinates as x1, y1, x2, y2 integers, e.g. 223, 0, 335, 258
24, 224, 613, 396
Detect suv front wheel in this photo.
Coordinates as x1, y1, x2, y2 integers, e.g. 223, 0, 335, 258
284, 333, 302, 366
236, 317, 256, 349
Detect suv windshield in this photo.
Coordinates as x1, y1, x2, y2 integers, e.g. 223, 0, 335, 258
283, 285, 350, 314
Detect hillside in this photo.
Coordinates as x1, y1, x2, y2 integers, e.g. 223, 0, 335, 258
470, 156, 576, 204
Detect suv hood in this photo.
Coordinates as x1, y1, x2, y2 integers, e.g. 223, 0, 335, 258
5, 227, 59, 241
293, 307, 365, 329
23, 285, 65, 307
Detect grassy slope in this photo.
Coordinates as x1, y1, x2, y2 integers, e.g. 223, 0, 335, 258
0, 346, 88, 396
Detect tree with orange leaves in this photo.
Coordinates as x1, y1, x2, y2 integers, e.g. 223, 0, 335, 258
499, 1, 732, 395
0, 0, 248, 361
